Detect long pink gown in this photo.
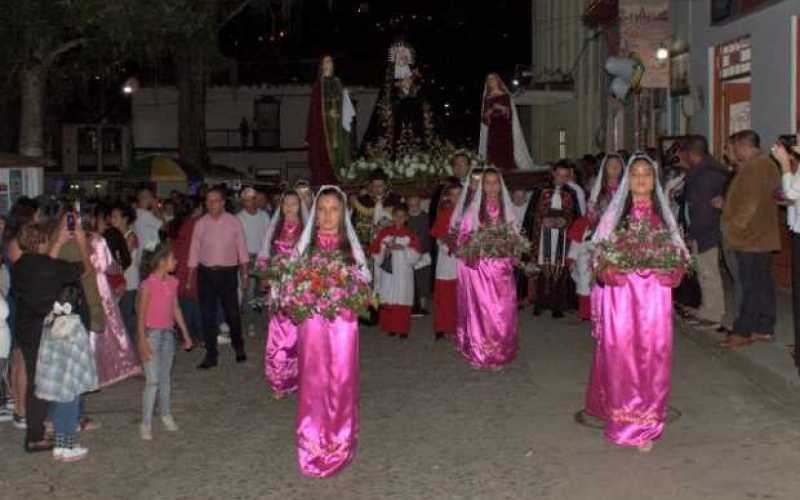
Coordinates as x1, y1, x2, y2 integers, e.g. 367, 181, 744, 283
454, 199, 518, 369
264, 220, 302, 397
296, 233, 359, 478
91, 236, 142, 388
588, 203, 674, 446
585, 184, 619, 420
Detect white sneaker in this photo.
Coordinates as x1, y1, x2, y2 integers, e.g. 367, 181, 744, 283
0, 407, 13, 423
219, 322, 230, 334
161, 415, 179, 432
217, 334, 231, 345
60, 446, 89, 462
53, 447, 67, 461
140, 423, 152, 441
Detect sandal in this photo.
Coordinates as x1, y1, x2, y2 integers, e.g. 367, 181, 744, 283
718, 336, 754, 349
77, 417, 102, 432
752, 333, 775, 343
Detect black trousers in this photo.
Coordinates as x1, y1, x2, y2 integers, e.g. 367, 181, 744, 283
733, 251, 776, 337
792, 234, 800, 367
198, 265, 244, 359
19, 334, 48, 445
535, 267, 570, 313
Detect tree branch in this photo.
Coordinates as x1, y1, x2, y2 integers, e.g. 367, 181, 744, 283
43, 38, 87, 68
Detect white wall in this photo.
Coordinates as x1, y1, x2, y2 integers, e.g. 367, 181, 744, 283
530, 0, 606, 162
132, 84, 379, 151
673, 0, 800, 147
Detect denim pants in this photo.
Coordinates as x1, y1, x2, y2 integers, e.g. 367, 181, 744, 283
142, 329, 176, 425
51, 396, 80, 439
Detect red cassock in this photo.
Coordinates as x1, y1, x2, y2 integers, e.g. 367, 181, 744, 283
430, 206, 458, 335
370, 226, 421, 335
567, 216, 592, 321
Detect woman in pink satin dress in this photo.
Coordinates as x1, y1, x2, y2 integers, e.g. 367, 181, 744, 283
584, 153, 626, 420
292, 186, 371, 477
90, 233, 142, 388
588, 155, 687, 452
259, 191, 304, 399
451, 168, 519, 370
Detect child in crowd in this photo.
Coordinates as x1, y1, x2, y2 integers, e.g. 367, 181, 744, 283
371, 204, 421, 338
567, 216, 592, 321
35, 284, 97, 462
406, 194, 432, 315
137, 242, 192, 441
430, 181, 463, 341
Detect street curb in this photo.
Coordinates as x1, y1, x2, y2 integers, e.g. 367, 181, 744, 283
675, 320, 800, 400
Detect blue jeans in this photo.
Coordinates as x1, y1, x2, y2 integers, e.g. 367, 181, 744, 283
51, 396, 80, 440
141, 329, 176, 426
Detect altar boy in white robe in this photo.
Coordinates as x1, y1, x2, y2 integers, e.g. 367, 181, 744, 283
371, 204, 421, 338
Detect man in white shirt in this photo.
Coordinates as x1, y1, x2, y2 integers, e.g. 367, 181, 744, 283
237, 187, 269, 337
773, 137, 800, 374
237, 187, 269, 257
134, 188, 164, 247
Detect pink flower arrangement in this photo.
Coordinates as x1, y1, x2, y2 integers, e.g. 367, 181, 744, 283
274, 251, 372, 324
453, 222, 531, 268
594, 217, 692, 275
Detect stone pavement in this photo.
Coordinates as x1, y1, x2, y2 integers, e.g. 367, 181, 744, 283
678, 290, 800, 395
3, 311, 800, 500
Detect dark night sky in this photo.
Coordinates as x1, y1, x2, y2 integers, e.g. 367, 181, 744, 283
218, 0, 532, 145
59, 1, 531, 148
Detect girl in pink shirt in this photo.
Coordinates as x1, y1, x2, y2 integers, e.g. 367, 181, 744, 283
137, 242, 192, 441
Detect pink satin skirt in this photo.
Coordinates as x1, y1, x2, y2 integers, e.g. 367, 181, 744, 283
296, 313, 359, 477
264, 313, 299, 397
591, 274, 673, 447
455, 258, 518, 370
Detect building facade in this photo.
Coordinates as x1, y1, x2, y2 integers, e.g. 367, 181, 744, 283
523, 0, 608, 163
131, 84, 378, 185
670, 0, 800, 151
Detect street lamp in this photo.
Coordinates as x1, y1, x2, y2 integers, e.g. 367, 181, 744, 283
122, 77, 139, 95
656, 46, 669, 61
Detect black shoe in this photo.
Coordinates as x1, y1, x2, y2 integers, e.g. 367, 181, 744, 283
235, 352, 248, 363
398, 333, 408, 340
387, 332, 397, 337
533, 306, 542, 317
552, 311, 564, 319
435, 332, 445, 341
197, 358, 218, 370
24, 440, 54, 453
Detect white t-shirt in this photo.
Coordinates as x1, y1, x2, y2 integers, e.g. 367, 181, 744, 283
237, 209, 269, 255
124, 229, 141, 291
0, 295, 10, 359
135, 208, 163, 247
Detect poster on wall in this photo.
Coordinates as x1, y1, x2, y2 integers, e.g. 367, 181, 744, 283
729, 101, 752, 135
619, 0, 670, 88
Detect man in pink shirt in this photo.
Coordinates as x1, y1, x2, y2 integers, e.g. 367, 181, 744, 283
188, 188, 250, 369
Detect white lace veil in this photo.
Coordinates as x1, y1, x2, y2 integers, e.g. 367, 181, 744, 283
591, 153, 688, 255
293, 185, 371, 282
588, 153, 625, 208
258, 191, 308, 260
449, 167, 518, 234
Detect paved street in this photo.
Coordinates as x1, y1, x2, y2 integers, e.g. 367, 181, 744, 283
3, 311, 800, 500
